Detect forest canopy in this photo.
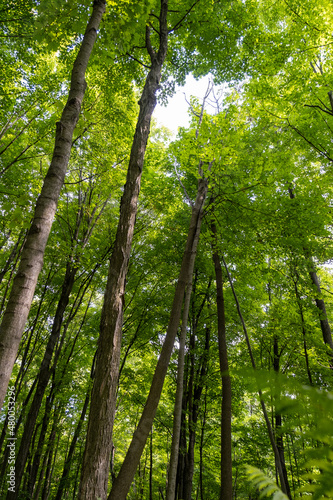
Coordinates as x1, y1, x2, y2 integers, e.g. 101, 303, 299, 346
0, 0, 333, 499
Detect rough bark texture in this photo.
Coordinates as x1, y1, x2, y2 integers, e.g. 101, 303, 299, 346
108, 176, 208, 500
0, 0, 106, 410
78, 3, 169, 499
211, 228, 232, 500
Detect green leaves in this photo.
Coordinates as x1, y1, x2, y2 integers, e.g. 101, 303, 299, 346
245, 466, 289, 499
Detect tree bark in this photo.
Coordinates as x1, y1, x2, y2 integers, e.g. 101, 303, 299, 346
108, 175, 208, 500
288, 186, 333, 359
0, 0, 106, 410
183, 325, 210, 500
166, 284, 192, 500
211, 224, 233, 500
55, 390, 90, 500
7, 262, 77, 499
78, 3, 169, 499
222, 256, 291, 498
273, 336, 292, 499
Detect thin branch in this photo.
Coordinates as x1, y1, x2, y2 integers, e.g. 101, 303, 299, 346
174, 163, 193, 207
126, 51, 151, 69
283, 0, 320, 31
304, 104, 333, 117
168, 0, 201, 34
288, 120, 333, 162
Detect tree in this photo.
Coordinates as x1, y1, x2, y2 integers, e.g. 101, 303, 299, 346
0, 0, 106, 409
1, 1, 333, 499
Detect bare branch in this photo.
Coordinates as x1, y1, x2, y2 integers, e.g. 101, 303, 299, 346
168, 0, 201, 34
126, 51, 151, 69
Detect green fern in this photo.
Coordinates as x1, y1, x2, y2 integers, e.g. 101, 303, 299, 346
245, 465, 289, 499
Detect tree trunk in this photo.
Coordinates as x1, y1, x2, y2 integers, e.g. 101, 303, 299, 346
0, 0, 106, 410
7, 263, 77, 498
222, 256, 291, 498
78, 3, 169, 498
0, 229, 26, 286
166, 284, 192, 500
272, 336, 292, 499
288, 186, 333, 359
108, 175, 208, 500
55, 391, 90, 500
184, 324, 210, 500
211, 225, 232, 500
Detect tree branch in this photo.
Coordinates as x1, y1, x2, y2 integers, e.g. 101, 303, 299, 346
168, 0, 201, 34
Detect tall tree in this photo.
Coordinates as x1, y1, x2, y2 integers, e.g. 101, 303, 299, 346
0, 0, 106, 409
211, 221, 233, 500
108, 171, 208, 500
78, 2, 169, 498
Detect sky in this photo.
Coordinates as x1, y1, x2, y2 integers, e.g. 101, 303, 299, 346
155, 74, 211, 136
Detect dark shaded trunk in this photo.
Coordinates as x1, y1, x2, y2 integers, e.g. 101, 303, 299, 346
273, 336, 292, 499
108, 174, 208, 500
183, 318, 210, 500
211, 224, 232, 500
0, 229, 26, 285
55, 391, 90, 500
288, 186, 333, 361
7, 263, 77, 499
293, 278, 314, 386
222, 256, 291, 499
308, 267, 333, 355
166, 285, 192, 500
41, 419, 60, 500
0, 0, 106, 409
199, 389, 207, 500
27, 392, 55, 498
176, 380, 188, 499
149, 429, 153, 500
78, 3, 169, 498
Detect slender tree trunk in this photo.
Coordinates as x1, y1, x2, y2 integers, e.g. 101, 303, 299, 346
55, 391, 90, 500
108, 175, 208, 500
38, 407, 59, 500
0, 0, 106, 410
199, 389, 207, 500
293, 278, 314, 385
211, 224, 232, 500
0, 229, 26, 286
176, 377, 188, 499
222, 256, 291, 499
288, 187, 333, 359
149, 428, 153, 500
78, 3, 169, 498
273, 336, 292, 499
7, 263, 77, 498
184, 324, 210, 500
166, 285, 192, 500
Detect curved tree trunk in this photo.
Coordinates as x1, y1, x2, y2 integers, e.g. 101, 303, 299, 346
0, 0, 106, 410
78, 3, 169, 499
108, 174, 208, 500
